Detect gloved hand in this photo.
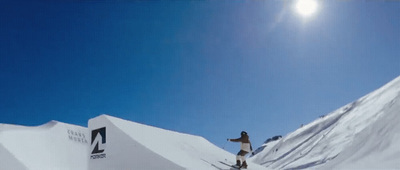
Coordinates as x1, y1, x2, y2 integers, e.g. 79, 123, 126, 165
227, 138, 230, 141
252, 152, 255, 156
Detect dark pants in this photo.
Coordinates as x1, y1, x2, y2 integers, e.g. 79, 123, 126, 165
237, 150, 249, 156
236, 150, 249, 167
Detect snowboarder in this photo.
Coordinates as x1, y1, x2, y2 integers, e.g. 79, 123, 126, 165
227, 131, 253, 169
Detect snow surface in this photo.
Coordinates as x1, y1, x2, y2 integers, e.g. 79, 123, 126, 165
0, 115, 266, 170
88, 115, 266, 170
250, 76, 400, 169
1, 76, 400, 170
0, 121, 89, 170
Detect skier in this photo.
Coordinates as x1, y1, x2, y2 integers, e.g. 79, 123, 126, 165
227, 131, 253, 169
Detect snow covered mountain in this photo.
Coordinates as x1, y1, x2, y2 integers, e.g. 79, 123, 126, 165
250, 76, 400, 169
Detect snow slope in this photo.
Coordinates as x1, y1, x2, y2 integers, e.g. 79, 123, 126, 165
88, 115, 266, 170
1, 114, 267, 170
250, 76, 400, 169
0, 121, 89, 170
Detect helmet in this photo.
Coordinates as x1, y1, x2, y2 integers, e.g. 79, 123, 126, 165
241, 131, 247, 136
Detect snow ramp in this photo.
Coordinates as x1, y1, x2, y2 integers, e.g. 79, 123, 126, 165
0, 121, 89, 170
88, 115, 267, 170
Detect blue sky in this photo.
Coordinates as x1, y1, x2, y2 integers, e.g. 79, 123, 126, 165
0, 1, 399, 154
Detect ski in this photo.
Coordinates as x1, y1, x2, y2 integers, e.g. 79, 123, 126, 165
219, 161, 243, 169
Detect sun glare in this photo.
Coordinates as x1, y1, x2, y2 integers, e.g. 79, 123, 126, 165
296, 0, 318, 17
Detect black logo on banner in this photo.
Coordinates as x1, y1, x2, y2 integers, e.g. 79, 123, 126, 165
90, 127, 106, 159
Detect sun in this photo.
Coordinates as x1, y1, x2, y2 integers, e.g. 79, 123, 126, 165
295, 0, 318, 17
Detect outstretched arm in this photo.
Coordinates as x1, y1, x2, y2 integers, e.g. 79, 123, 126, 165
228, 137, 244, 142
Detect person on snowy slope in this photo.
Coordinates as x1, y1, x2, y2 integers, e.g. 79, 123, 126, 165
227, 131, 253, 169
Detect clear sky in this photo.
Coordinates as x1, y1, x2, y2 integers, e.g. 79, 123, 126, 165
1, 1, 399, 154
